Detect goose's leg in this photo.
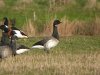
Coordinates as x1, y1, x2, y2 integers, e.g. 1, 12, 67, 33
46, 50, 50, 54
11, 52, 16, 57
44, 48, 50, 54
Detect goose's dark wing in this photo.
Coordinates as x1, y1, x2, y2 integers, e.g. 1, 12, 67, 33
33, 37, 50, 46
17, 45, 30, 50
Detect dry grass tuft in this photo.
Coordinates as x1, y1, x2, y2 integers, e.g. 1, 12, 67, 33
85, 0, 96, 9
43, 17, 100, 37
43, 20, 53, 36
20, 17, 100, 37
22, 19, 36, 37
0, 0, 5, 8
93, 17, 100, 35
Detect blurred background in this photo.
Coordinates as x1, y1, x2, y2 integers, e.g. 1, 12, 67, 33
0, 0, 100, 37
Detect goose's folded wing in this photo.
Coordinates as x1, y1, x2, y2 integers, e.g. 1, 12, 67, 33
33, 37, 51, 46
17, 45, 30, 50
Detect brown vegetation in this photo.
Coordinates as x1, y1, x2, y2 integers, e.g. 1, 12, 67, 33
22, 19, 36, 37
43, 17, 100, 37
22, 17, 100, 37
85, 0, 96, 9
0, 0, 5, 8
0, 51, 99, 75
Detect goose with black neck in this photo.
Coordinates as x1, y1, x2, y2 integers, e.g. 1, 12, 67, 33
32, 20, 62, 53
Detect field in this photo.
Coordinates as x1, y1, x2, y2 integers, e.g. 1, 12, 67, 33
0, 36, 100, 75
0, 0, 100, 36
0, 0, 100, 75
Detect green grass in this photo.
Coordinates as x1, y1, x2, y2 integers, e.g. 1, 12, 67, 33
17, 36, 100, 53
0, 36, 100, 75
0, 0, 99, 30
0, 0, 100, 74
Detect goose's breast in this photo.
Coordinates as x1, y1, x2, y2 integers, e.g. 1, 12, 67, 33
45, 39, 59, 49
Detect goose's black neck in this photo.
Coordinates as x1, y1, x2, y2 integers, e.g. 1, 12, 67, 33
10, 36, 16, 55
4, 19, 8, 26
52, 25, 59, 40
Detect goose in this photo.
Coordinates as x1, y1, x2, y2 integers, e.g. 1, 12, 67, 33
0, 17, 9, 32
0, 17, 9, 44
11, 29, 28, 38
0, 17, 28, 38
4, 17, 8, 26
0, 32, 30, 60
32, 20, 61, 53
10, 31, 30, 55
0, 44, 30, 60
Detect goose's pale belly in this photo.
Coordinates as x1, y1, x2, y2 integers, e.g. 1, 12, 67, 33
32, 45, 44, 49
16, 49, 29, 54
45, 39, 59, 49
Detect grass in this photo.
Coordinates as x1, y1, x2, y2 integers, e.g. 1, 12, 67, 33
0, 0, 100, 36
0, 0, 99, 36
0, 36, 100, 75
0, 0, 100, 28
0, 1, 100, 74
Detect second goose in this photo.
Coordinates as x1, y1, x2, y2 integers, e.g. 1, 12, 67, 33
0, 31, 30, 59
32, 20, 61, 53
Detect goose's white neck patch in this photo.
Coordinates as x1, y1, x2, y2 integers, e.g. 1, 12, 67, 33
32, 45, 44, 49
5, 25, 8, 28
16, 49, 29, 54
13, 30, 28, 38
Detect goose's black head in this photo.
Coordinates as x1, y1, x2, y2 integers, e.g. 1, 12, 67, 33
3, 17, 8, 26
0, 25, 9, 32
3, 17, 8, 20
53, 20, 61, 26
0, 17, 8, 30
